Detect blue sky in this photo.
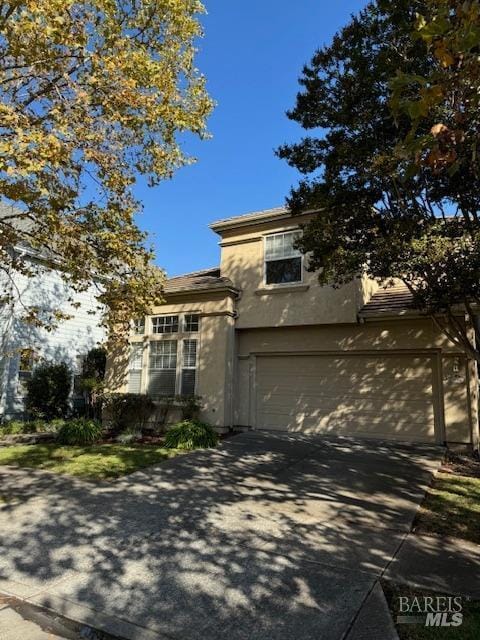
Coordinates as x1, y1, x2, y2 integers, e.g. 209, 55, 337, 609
136, 1, 368, 277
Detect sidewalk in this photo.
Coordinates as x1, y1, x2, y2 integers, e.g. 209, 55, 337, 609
0, 593, 119, 640
384, 532, 480, 598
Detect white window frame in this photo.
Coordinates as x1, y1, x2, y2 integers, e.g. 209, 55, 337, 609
183, 314, 200, 333
132, 318, 145, 335
181, 339, 197, 396
129, 343, 144, 370
149, 340, 177, 370
151, 315, 179, 334
145, 336, 200, 397
128, 344, 144, 393
148, 340, 178, 397
263, 229, 303, 286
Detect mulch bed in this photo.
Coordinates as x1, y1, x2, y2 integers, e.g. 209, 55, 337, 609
1, 428, 241, 448
440, 450, 480, 478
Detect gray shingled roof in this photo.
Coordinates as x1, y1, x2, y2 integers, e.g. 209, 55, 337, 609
359, 282, 420, 318
164, 267, 237, 295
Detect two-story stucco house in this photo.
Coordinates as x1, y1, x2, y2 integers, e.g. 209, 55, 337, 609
0, 204, 106, 420
108, 207, 479, 448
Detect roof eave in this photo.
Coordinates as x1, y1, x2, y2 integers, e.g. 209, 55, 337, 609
164, 283, 241, 298
209, 208, 320, 234
358, 310, 426, 321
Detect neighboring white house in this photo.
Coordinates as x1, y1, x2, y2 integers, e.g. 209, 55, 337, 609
0, 203, 105, 420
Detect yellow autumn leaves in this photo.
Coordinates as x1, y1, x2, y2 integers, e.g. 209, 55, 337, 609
0, 1, 213, 342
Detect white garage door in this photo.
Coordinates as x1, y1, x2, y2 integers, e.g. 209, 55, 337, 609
256, 354, 437, 442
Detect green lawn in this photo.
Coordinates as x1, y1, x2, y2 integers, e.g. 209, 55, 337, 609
383, 581, 480, 640
0, 444, 182, 480
414, 472, 480, 544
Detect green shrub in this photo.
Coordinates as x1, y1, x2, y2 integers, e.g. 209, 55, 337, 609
57, 419, 103, 445
0, 419, 51, 435
25, 361, 72, 420
45, 418, 66, 433
165, 420, 218, 450
175, 395, 202, 421
78, 347, 107, 419
103, 393, 156, 434
27, 419, 47, 433
0, 420, 26, 435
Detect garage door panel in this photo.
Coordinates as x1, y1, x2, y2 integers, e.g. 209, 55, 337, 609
258, 402, 434, 420
255, 354, 436, 442
258, 387, 433, 402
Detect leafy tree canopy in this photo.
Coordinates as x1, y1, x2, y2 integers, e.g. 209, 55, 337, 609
278, 0, 480, 362
0, 1, 213, 343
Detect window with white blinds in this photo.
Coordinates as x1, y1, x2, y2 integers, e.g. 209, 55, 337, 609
128, 343, 143, 393
128, 344, 143, 393
264, 230, 303, 284
148, 340, 177, 397
181, 339, 197, 396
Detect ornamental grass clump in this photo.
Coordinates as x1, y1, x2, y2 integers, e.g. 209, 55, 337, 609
57, 419, 103, 445
165, 420, 218, 450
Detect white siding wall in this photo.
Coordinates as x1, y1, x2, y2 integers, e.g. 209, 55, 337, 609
0, 261, 105, 419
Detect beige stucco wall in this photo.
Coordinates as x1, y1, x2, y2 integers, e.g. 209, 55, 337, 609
218, 216, 366, 328
105, 208, 477, 445
235, 319, 474, 444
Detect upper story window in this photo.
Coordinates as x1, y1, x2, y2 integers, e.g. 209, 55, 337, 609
184, 314, 199, 332
264, 230, 303, 285
149, 314, 199, 334
132, 318, 145, 335
152, 315, 179, 334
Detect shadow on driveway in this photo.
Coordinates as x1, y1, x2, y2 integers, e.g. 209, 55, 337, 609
0, 432, 443, 640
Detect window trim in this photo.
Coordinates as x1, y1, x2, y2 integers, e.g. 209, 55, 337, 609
151, 314, 179, 334
132, 318, 145, 336
181, 339, 197, 396
183, 313, 200, 333
129, 343, 144, 371
149, 339, 178, 371
128, 343, 144, 393
145, 337, 199, 398
17, 348, 36, 394
263, 230, 304, 287
147, 339, 178, 398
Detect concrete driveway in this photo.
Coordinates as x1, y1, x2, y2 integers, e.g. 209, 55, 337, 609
0, 432, 443, 640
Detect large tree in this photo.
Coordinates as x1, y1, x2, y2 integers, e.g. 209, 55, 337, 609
278, 0, 480, 363
0, 1, 213, 342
